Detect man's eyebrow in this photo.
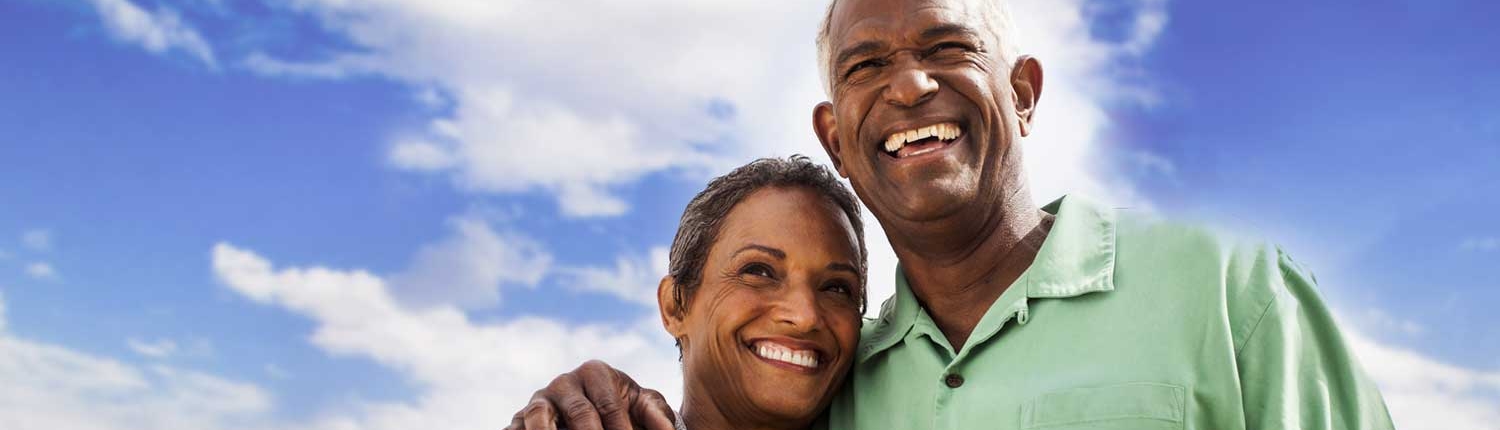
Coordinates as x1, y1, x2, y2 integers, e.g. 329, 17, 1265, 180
919, 22, 983, 42
826, 262, 860, 277
733, 244, 786, 260
835, 40, 888, 69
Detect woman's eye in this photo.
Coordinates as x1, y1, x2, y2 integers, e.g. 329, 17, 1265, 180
739, 263, 775, 278
823, 281, 853, 296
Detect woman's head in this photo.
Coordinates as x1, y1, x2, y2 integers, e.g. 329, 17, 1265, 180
658, 156, 867, 427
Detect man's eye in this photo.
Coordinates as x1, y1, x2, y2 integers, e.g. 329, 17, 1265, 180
843, 59, 884, 80
739, 263, 775, 278
927, 42, 973, 58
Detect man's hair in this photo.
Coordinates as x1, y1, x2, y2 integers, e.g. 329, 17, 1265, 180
668, 155, 869, 315
815, 0, 1022, 97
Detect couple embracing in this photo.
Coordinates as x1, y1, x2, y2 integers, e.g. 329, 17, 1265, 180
509, 0, 1393, 429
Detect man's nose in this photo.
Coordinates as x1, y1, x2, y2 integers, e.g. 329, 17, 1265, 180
772, 282, 821, 333
883, 60, 939, 107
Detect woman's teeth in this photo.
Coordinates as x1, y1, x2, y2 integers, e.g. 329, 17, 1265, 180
883, 122, 961, 154
753, 342, 820, 369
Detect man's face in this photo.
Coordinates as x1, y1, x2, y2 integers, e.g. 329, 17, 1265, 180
815, 0, 1040, 225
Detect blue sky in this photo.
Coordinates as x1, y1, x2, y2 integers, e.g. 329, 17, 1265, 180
0, 0, 1496, 428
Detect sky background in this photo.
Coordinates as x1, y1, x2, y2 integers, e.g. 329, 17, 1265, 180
1, 0, 1497, 429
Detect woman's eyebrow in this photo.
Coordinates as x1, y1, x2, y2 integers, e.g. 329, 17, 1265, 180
826, 262, 860, 277
732, 244, 786, 260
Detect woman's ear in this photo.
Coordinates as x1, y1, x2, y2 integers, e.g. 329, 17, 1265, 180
658, 275, 686, 340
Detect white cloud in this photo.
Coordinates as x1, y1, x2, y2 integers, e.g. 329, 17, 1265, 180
560, 246, 671, 306
388, 216, 553, 309
263, 363, 291, 380
127, 338, 178, 359
1460, 237, 1499, 252
1346, 325, 1500, 430
88, 0, 217, 68
25, 262, 57, 281
211, 242, 683, 430
0, 291, 274, 430
21, 229, 51, 252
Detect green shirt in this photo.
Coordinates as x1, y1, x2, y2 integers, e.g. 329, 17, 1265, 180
823, 196, 1392, 430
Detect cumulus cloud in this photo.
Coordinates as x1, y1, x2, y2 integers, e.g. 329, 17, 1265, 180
87, 0, 217, 67
388, 216, 553, 309
560, 246, 671, 307
21, 229, 51, 252
211, 243, 683, 430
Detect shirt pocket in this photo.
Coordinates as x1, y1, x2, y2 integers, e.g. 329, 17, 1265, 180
1021, 382, 1186, 430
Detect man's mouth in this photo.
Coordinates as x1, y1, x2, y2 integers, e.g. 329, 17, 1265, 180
747, 340, 821, 370
882, 122, 962, 159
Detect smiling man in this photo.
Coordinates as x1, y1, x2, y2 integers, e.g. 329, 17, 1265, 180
508, 0, 1394, 429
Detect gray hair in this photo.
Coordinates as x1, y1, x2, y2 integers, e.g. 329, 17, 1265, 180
815, 0, 1023, 97
668, 155, 869, 314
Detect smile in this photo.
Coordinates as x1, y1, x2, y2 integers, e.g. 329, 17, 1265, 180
882, 122, 962, 158
748, 340, 821, 370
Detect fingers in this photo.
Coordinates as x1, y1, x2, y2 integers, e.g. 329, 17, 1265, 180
505, 410, 525, 430
631, 388, 677, 430
547, 373, 604, 430
579, 361, 633, 430
522, 396, 559, 430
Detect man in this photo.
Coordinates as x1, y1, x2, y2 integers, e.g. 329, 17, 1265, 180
510, 0, 1394, 429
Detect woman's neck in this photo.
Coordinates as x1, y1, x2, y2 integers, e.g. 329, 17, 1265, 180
679, 387, 811, 430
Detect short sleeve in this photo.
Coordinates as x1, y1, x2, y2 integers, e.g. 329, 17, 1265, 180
1235, 247, 1394, 430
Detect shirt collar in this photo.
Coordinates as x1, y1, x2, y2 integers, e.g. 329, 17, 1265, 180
858, 194, 1119, 362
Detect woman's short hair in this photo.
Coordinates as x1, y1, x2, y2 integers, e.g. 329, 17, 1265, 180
668, 155, 868, 314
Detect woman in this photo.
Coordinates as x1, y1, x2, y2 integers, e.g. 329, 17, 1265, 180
509, 156, 868, 430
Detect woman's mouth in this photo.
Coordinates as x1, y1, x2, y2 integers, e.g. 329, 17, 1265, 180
746, 340, 821, 372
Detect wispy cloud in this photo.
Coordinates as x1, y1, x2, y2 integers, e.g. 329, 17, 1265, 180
126, 337, 178, 358
1460, 237, 1499, 252
21, 229, 51, 252
87, 0, 217, 68
25, 262, 57, 281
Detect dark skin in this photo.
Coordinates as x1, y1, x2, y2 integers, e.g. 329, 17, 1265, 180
508, 187, 864, 430
508, 0, 1049, 427
666, 186, 863, 430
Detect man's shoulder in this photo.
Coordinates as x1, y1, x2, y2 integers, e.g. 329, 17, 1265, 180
1110, 208, 1313, 343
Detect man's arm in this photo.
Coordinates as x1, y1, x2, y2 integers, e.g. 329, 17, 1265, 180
503, 360, 677, 430
1236, 247, 1394, 430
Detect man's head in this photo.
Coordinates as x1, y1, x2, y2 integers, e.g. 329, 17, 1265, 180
812, 0, 1043, 236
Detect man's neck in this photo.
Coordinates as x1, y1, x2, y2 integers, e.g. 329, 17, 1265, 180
889, 187, 1053, 352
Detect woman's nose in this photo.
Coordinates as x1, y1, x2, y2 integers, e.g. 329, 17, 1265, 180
772, 282, 821, 333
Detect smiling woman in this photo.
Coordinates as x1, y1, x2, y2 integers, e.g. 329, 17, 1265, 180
508, 155, 869, 430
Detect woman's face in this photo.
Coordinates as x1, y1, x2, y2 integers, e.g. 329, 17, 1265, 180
664, 186, 864, 427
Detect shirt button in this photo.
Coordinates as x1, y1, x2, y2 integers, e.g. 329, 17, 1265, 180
944, 374, 964, 388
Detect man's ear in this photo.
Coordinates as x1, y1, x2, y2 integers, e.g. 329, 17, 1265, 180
813, 101, 849, 177
657, 276, 686, 340
1010, 56, 1044, 137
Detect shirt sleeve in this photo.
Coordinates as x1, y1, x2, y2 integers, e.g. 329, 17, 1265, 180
1235, 246, 1394, 430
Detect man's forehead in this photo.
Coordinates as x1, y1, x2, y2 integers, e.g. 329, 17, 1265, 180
830, 0, 984, 44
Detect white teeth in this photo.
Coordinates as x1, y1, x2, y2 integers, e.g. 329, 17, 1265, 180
883, 122, 961, 154
752, 341, 820, 369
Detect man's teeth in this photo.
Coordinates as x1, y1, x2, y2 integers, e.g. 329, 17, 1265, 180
754, 342, 820, 369
884, 123, 961, 154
